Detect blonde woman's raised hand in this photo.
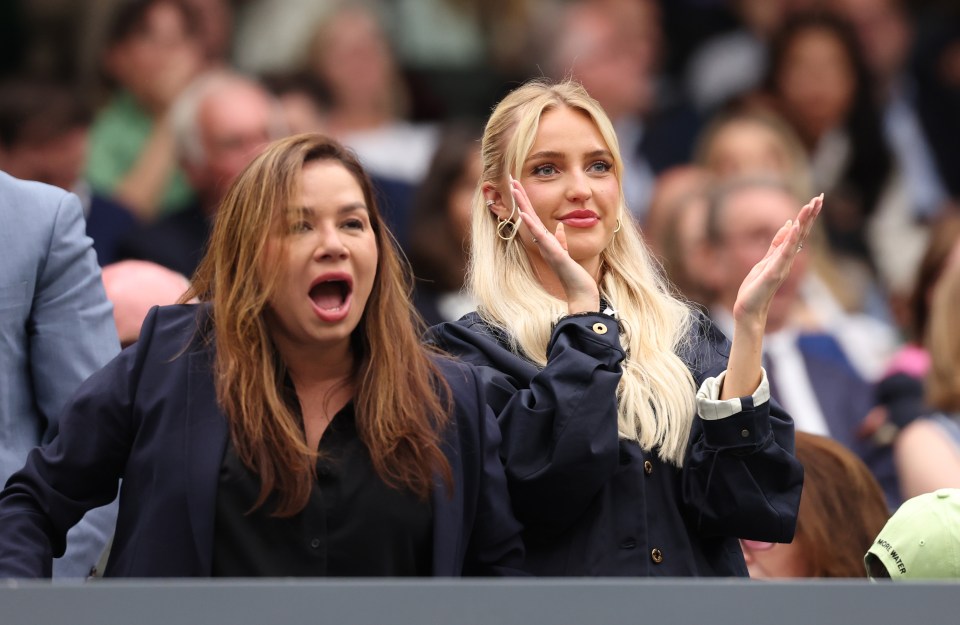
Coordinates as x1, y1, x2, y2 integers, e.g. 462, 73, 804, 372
719, 193, 823, 399
732, 193, 823, 325
510, 177, 600, 314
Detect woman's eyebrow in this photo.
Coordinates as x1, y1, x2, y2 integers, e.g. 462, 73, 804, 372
526, 149, 613, 161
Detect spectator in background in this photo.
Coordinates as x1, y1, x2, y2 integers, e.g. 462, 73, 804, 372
304, 3, 437, 186
86, 0, 205, 221
702, 176, 899, 505
743, 431, 889, 578
180, 0, 234, 64
684, 0, 817, 113
100, 260, 192, 347
260, 72, 329, 137
832, 0, 951, 221
544, 0, 700, 220
641, 165, 714, 307
118, 70, 283, 278
407, 125, 482, 326
894, 256, 960, 500
694, 108, 812, 200
907, 6, 960, 202
694, 108, 899, 382
760, 13, 924, 301
871, 215, 960, 448
300, 3, 432, 247
0, 170, 120, 577
0, 79, 137, 266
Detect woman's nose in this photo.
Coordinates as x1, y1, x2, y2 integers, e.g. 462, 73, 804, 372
313, 226, 348, 260
565, 170, 593, 203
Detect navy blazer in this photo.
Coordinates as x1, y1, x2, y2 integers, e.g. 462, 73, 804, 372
0, 305, 523, 578
794, 334, 899, 507
429, 311, 803, 576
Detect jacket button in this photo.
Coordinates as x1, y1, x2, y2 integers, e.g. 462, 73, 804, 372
592, 322, 608, 335
651, 548, 663, 564
643, 460, 653, 475
310, 538, 321, 549
740, 428, 750, 438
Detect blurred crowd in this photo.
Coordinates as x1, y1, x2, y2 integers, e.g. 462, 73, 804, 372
2, 0, 960, 580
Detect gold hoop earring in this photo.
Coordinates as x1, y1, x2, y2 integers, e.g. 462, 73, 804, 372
613, 218, 622, 233
496, 218, 517, 241
496, 201, 520, 241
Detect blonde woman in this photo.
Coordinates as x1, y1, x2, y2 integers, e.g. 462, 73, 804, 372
430, 80, 817, 576
0, 134, 522, 577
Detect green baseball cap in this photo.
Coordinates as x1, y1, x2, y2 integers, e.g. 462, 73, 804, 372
865, 488, 960, 580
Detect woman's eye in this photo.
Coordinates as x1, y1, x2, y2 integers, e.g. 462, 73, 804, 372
532, 164, 558, 176
588, 161, 612, 173
342, 218, 365, 230
290, 221, 312, 233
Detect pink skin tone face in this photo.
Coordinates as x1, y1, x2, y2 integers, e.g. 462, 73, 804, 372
777, 28, 856, 142
515, 106, 621, 280
263, 161, 378, 359
188, 83, 277, 205
715, 186, 808, 332
315, 9, 394, 110
704, 121, 795, 180
107, 1, 203, 111
741, 539, 811, 578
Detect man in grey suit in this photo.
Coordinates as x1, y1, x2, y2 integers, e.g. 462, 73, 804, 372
0, 170, 120, 576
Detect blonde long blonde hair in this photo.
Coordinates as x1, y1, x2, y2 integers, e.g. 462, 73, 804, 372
470, 80, 698, 464
187, 134, 451, 516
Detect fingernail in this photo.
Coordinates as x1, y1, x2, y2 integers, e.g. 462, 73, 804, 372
819, 192, 824, 201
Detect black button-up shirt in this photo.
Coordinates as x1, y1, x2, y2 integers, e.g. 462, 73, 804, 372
211, 402, 433, 577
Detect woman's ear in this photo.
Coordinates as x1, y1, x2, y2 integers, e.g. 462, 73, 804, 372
481, 182, 511, 220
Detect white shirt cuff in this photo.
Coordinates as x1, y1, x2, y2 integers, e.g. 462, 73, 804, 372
696, 368, 771, 421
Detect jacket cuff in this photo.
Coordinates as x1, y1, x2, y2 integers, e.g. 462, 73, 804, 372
696, 367, 771, 421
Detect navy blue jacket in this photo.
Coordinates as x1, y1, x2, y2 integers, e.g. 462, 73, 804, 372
0, 305, 523, 578
429, 312, 803, 576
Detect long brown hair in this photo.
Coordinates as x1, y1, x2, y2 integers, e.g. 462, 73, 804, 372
793, 432, 889, 577
926, 259, 960, 413
187, 133, 452, 516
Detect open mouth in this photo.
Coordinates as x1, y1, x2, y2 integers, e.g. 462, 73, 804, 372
309, 279, 351, 312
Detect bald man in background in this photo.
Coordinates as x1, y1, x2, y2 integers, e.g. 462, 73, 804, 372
100, 260, 193, 347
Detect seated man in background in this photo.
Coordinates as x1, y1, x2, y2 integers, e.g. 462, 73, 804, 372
118, 70, 284, 277
0, 79, 137, 266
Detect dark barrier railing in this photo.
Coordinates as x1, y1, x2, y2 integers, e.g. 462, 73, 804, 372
2, 578, 956, 625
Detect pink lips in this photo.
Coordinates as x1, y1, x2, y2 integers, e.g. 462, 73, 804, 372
558, 209, 600, 228
309, 272, 353, 323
